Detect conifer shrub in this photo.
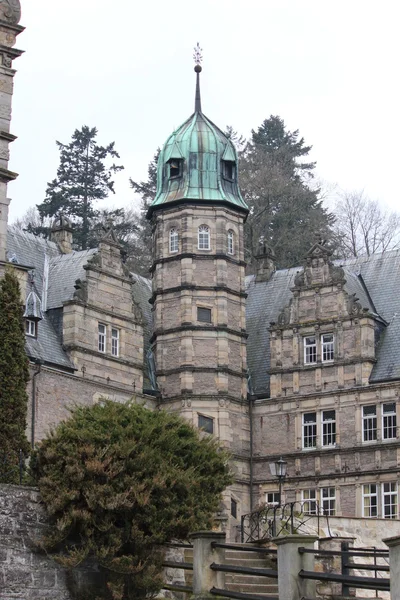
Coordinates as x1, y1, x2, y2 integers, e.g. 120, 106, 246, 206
0, 267, 30, 482
32, 400, 232, 599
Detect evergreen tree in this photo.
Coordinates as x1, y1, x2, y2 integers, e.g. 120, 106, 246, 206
129, 149, 160, 275
32, 400, 232, 600
36, 126, 124, 250
0, 268, 30, 481
241, 116, 334, 269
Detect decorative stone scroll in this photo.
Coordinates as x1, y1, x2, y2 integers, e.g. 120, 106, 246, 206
0, 0, 21, 24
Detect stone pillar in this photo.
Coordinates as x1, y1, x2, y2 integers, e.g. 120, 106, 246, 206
383, 534, 400, 599
274, 534, 318, 600
316, 536, 355, 598
0, 2, 24, 264
189, 530, 225, 597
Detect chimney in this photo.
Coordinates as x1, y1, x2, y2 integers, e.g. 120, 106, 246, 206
255, 240, 276, 282
50, 215, 73, 254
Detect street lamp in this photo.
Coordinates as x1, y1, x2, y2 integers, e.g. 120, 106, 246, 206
274, 456, 287, 507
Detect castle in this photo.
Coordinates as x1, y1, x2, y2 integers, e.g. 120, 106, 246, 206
1, 3, 400, 535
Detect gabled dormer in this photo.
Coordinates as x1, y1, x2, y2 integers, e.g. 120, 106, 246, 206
269, 241, 383, 397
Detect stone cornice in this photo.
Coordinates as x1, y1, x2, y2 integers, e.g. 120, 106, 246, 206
63, 344, 144, 371
150, 252, 246, 273
150, 324, 247, 343
0, 130, 17, 142
150, 283, 247, 304
0, 165, 17, 182
61, 300, 142, 326
156, 365, 247, 378
269, 356, 377, 375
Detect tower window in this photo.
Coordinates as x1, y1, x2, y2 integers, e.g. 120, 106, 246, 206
223, 160, 235, 181
168, 159, 182, 179
111, 328, 120, 357
198, 225, 210, 250
197, 307, 212, 323
227, 230, 234, 255
98, 323, 106, 353
169, 228, 179, 253
25, 319, 37, 337
198, 414, 214, 434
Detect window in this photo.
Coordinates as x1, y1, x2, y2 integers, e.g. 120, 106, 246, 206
321, 487, 336, 516
198, 414, 214, 434
266, 492, 280, 506
231, 498, 238, 519
168, 159, 182, 179
197, 307, 212, 323
198, 225, 210, 250
98, 323, 106, 353
303, 412, 317, 448
227, 230, 234, 255
169, 228, 179, 253
304, 336, 317, 364
223, 160, 235, 180
383, 482, 398, 519
382, 402, 397, 440
111, 328, 119, 357
25, 319, 37, 337
321, 333, 334, 362
363, 405, 377, 442
302, 489, 317, 515
363, 484, 378, 517
322, 410, 336, 447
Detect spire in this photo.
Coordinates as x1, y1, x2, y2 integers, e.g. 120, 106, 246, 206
193, 42, 203, 113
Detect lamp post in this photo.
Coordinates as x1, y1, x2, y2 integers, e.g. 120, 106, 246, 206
275, 456, 287, 507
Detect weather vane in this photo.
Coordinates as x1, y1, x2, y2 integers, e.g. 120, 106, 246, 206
193, 42, 203, 69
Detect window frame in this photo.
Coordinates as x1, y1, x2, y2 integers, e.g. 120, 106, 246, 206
231, 498, 238, 519
302, 412, 317, 449
382, 402, 397, 440
322, 410, 336, 447
363, 483, 378, 518
266, 491, 280, 506
321, 333, 334, 362
302, 489, 317, 515
321, 487, 336, 516
25, 319, 37, 338
197, 307, 212, 323
382, 482, 398, 519
169, 228, 179, 253
222, 160, 236, 181
198, 414, 214, 434
304, 336, 317, 365
362, 405, 377, 442
198, 225, 210, 250
98, 323, 106, 353
227, 230, 234, 255
111, 327, 120, 358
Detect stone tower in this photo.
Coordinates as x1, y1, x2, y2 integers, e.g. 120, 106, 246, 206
0, 0, 23, 266
147, 60, 251, 518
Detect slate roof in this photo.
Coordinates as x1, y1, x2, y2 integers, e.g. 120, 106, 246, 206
7, 227, 75, 371
47, 249, 97, 309
246, 249, 400, 396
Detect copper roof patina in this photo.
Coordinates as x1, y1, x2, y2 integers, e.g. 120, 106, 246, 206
148, 63, 248, 216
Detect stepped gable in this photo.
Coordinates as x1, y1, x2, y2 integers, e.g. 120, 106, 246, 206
246, 249, 400, 396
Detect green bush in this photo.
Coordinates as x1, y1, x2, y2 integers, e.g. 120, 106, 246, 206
32, 400, 232, 599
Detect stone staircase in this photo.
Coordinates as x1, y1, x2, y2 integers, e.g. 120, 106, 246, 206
184, 546, 279, 598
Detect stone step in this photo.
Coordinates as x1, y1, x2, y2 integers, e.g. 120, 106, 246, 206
225, 575, 277, 584
225, 583, 279, 594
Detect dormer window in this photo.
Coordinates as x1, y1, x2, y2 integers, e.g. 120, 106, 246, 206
25, 319, 37, 337
168, 159, 182, 179
223, 160, 235, 181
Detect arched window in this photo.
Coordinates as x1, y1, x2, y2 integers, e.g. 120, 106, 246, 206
227, 230, 234, 255
169, 228, 179, 253
198, 225, 210, 250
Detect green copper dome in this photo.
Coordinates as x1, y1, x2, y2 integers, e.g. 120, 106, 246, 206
148, 68, 248, 217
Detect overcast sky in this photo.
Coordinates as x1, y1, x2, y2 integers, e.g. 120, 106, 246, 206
7, 0, 400, 221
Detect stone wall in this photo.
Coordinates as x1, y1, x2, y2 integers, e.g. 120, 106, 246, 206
0, 484, 72, 599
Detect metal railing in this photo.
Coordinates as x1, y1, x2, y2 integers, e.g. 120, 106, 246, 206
299, 542, 390, 594
240, 500, 331, 542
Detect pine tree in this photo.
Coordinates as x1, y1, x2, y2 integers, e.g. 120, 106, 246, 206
0, 268, 30, 481
36, 126, 124, 250
33, 400, 232, 600
129, 149, 160, 274
241, 115, 334, 269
